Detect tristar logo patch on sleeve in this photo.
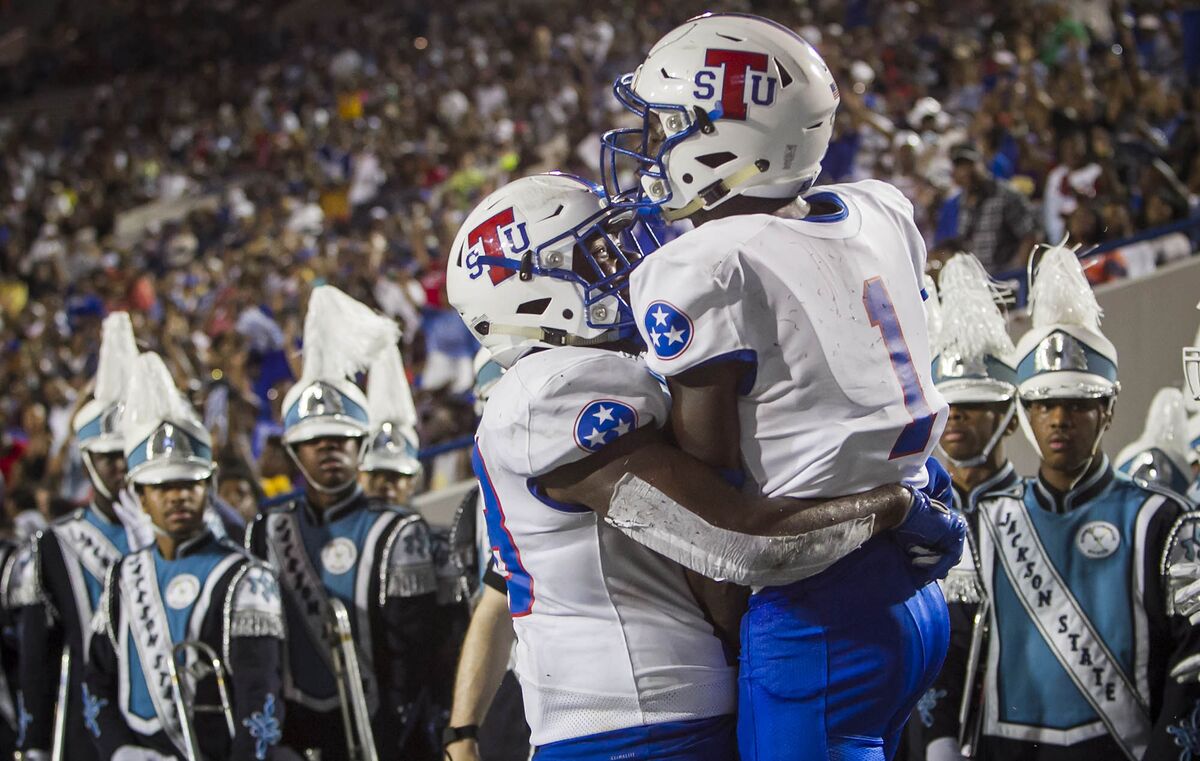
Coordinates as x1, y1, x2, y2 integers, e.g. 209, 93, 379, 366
643, 300, 693, 360
574, 400, 639, 453
465, 207, 531, 285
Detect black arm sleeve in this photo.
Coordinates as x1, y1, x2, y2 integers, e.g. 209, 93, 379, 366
84, 571, 140, 756
1145, 506, 1200, 760
16, 536, 63, 753
481, 560, 507, 594
377, 591, 440, 760
228, 635, 288, 761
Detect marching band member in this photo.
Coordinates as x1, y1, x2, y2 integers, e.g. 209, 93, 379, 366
13, 313, 140, 761
86, 352, 288, 760
970, 243, 1200, 759
246, 286, 439, 760
904, 254, 1021, 760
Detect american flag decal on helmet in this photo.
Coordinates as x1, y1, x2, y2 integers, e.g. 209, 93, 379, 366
830, 81, 840, 99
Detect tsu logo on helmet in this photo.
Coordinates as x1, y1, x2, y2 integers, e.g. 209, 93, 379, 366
644, 301, 693, 360
691, 49, 778, 121
465, 207, 531, 286
574, 400, 638, 453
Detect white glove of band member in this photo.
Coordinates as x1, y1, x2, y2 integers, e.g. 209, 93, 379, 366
115, 487, 156, 551
112, 746, 178, 761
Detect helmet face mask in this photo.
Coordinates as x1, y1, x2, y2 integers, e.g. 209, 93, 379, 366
447, 174, 660, 368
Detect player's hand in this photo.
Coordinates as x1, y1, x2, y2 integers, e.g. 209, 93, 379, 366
920, 457, 953, 506
892, 488, 966, 585
444, 739, 482, 761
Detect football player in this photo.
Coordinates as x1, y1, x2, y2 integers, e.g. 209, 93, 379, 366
600, 13, 959, 759
446, 172, 959, 760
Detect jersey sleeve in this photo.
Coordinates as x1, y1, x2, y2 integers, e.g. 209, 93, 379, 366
630, 240, 753, 380
229, 563, 285, 640
478, 349, 671, 478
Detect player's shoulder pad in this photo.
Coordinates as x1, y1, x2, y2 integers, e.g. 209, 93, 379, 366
480, 347, 668, 477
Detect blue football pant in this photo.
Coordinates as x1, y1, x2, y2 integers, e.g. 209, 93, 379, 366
533, 714, 736, 761
738, 536, 950, 761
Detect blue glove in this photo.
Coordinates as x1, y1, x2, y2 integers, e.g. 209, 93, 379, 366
892, 487, 966, 585
920, 457, 953, 505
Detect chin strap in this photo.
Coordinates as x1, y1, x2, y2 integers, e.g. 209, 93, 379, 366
660, 162, 766, 222
939, 403, 1015, 469
82, 451, 114, 501
285, 439, 366, 495
482, 323, 626, 349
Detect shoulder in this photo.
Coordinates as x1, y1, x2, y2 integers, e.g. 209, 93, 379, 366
480, 348, 668, 477
831, 178, 910, 208
634, 217, 764, 284
1110, 472, 1189, 518
260, 491, 303, 513
228, 557, 285, 638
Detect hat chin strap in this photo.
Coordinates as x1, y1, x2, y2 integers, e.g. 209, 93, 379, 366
83, 451, 114, 501
1018, 396, 1116, 492
938, 403, 1015, 469
286, 439, 367, 495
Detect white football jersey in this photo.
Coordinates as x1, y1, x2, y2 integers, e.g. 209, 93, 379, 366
474, 346, 735, 745
631, 179, 948, 500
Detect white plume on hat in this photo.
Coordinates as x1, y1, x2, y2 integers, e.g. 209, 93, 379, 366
1116, 387, 1191, 490
366, 343, 417, 431
95, 312, 138, 408
936, 254, 1015, 364
123, 353, 206, 441
73, 311, 139, 452
922, 273, 941, 347
282, 285, 400, 446
122, 352, 213, 485
1028, 240, 1101, 332
298, 285, 400, 388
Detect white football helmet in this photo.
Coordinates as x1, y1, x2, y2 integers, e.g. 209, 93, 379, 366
446, 173, 648, 368
602, 13, 839, 219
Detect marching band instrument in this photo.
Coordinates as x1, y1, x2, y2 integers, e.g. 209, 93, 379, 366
50, 647, 69, 761
327, 597, 378, 761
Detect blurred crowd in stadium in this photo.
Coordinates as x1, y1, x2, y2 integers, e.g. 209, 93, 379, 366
0, 0, 1196, 525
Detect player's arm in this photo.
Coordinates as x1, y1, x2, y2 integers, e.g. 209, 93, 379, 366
445, 569, 514, 761
538, 423, 912, 587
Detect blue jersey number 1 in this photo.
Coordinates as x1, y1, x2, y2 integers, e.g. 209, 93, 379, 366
862, 277, 936, 459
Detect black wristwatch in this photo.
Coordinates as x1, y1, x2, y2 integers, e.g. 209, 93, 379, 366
442, 724, 479, 746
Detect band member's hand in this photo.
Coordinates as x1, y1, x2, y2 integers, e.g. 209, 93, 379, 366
443, 738, 482, 761
1171, 653, 1200, 684
1169, 561, 1200, 624
115, 487, 156, 550
111, 746, 178, 761
892, 488, 966, 585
